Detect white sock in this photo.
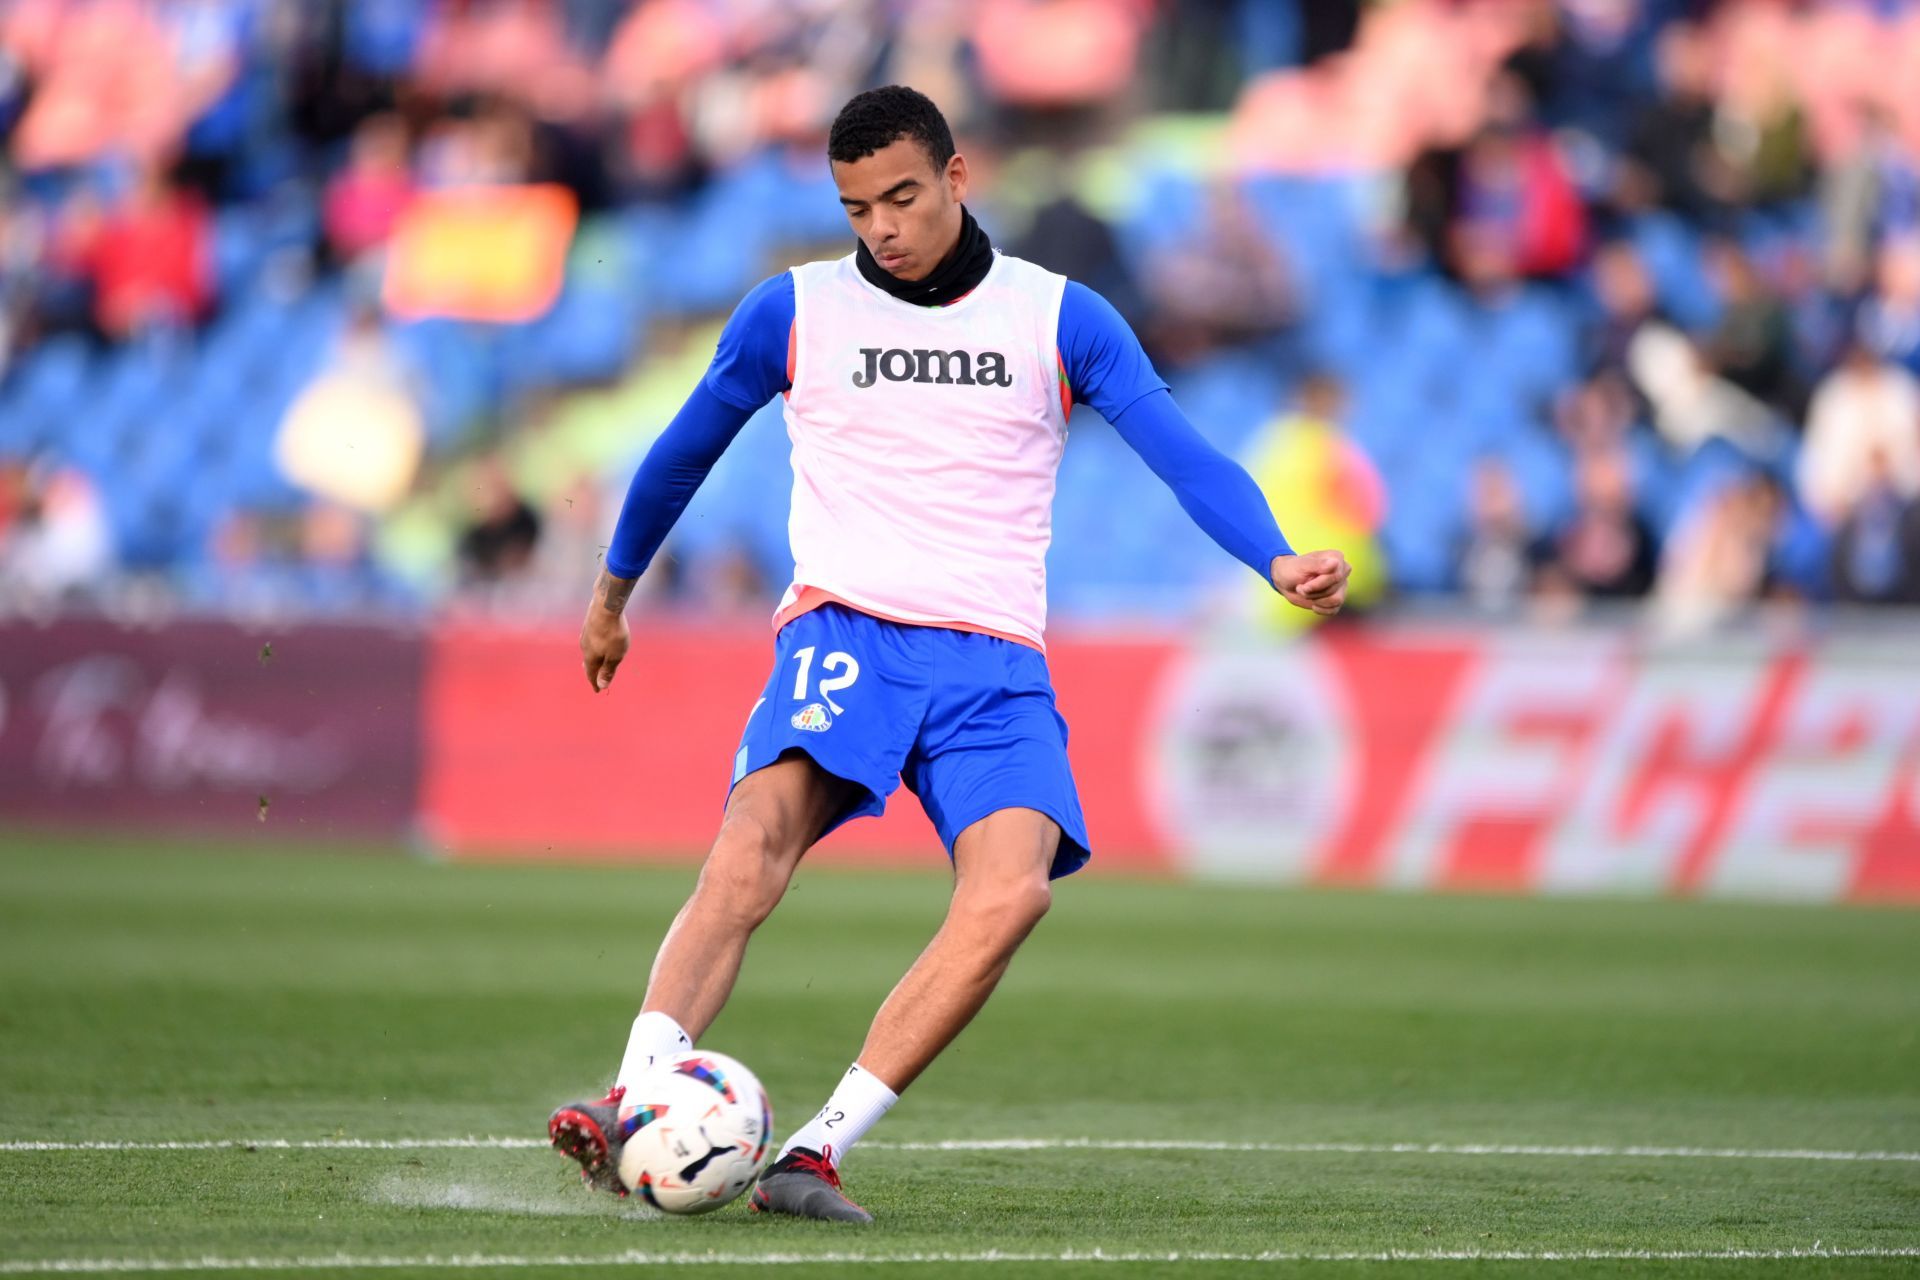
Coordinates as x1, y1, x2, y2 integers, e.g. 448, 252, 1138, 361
778, 1063, 899, 1166
613, 1011, 691, 1097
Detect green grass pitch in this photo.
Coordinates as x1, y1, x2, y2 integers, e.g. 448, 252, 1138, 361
1, 835, 1916, 1279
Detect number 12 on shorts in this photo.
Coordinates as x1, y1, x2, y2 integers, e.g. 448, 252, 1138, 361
791, 646, 860, 714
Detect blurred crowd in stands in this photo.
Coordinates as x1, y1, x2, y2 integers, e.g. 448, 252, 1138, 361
1, 0, 1919, 631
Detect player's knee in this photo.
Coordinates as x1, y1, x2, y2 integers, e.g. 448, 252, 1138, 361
1010, 876, 1052, 929
956, 871, 1051, 938
693, 860, 784, 930
696, 812, 799, 927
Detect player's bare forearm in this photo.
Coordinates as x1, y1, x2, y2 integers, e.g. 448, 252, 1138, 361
1270, 549, 1352, 617
580, 568, 635, 692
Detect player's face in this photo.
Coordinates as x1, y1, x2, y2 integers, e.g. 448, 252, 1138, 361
832, 138, 969, 282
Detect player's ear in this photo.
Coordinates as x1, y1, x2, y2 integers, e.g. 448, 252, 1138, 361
946, 152, 969, 204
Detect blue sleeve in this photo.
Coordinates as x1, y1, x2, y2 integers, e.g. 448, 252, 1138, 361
603, 274, 793, 578
1057, 280, 1167, 421
1108, 388, 1294, 577
604, 381, 758, 578
703, 272, 794, 410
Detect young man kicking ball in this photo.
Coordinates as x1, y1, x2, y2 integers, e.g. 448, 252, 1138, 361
548, 85, 1350, 1221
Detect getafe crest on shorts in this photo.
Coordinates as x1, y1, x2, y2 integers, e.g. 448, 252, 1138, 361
791, 703, 832, 732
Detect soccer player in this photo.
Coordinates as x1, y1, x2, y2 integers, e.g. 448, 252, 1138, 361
549, 85, 1350, 1222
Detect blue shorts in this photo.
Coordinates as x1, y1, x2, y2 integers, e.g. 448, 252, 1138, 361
729, 604, 1090, 879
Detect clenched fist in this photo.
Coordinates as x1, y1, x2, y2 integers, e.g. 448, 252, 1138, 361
1270, 550, 1352, 616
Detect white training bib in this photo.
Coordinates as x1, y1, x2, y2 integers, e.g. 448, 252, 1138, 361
777, 250, 1069, 648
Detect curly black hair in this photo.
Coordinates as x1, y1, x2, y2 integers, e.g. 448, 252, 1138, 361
828, 85, 955, 171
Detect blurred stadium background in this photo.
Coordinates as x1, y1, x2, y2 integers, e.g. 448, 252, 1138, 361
3, 3, 1919, 1274
1, 0, 1918, 903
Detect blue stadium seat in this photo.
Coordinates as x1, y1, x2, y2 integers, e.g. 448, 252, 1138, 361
95, 463, 199, 570
58, 403, 127, 475
669, 400, 794, 583
1163, 351, 1287, 454
280, 286, 348, 382
1378, 446, 1474, 593
1299, 274, 1380, 376
1630, 212, 1721, 332
1116, 170, 1202, 265
389, 318, 490, 445
344, 0, 428, 74
1240, 175, 1368, 309
209, 293, 301, 377
94, 342, 183, 417
643, 190, 776, 315
1496, 428, 1577, 532
1050, 411, 1136, 602
725, 148, 848, 249
3, 336, 93, 453
1471, 288, 1580, 404
1344, 387, 1415, 475
213, 208, 272, 296
1772, 501, 1831, 599
1050, 404, 1227, 612
1389, 277, 1475, 391
510, 282, 640, 390
1624, 429, 1683, 536
186, 340, 253, 414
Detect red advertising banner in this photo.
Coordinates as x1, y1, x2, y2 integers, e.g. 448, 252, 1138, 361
423, 617, 1920, 903
1149, 625, 1920, 904
0, 618, 423, 839
14, 612, 1905, 903
419, 619, 1177, 871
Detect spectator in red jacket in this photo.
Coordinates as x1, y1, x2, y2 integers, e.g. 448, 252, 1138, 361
1456, 72, 1588, 279
55, 166, 212, 339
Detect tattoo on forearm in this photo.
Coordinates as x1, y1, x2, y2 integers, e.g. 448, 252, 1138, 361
598, 569, 637, 615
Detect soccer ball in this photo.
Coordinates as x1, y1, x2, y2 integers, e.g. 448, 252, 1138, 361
616, 1050, 774, 1213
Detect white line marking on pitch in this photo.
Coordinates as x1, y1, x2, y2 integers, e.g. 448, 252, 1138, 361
2, 1247, 1918, 1273
878, 1139, 1920, 1162
3, 1137, 1917, 1162
0, 1139, 545, 1152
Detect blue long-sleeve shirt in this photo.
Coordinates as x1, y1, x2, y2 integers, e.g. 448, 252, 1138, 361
605, 271, 1292, 582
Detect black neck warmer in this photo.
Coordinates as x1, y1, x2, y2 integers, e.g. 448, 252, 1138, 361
855, 205, 994, 307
